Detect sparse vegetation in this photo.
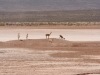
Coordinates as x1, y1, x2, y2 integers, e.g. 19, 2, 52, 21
0, 10, 100, 26
0, 22, 100, 26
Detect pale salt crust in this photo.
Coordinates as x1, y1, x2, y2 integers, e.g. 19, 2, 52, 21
0, 29, 100, 41
82, 55, 100, 59
0, 48, 100, 75
0, 48, 79, 60
0, 48, 100, 65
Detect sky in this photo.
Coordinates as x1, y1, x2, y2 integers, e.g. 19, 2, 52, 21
0, 0, 100, 11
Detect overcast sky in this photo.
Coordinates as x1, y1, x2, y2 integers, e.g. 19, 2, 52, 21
0, 0, 100, 11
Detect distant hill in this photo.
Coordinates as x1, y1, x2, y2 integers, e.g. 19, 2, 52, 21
0, 10, 100, 22
0, 0, 100, 11
0, 0, 100, 22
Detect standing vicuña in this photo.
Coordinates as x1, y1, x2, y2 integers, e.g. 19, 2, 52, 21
46, 32, 52, 39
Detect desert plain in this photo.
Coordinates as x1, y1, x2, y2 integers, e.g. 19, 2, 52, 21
0, 26, 100, 75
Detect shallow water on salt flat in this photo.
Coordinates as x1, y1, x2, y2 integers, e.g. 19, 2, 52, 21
0, 29, 100, 41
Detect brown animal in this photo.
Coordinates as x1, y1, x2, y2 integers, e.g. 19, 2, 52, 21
48, 38, 53, 43
46, 32, 52, 39
59, 35, 65, 40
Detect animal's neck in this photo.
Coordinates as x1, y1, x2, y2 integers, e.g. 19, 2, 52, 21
50, 32, 52, 35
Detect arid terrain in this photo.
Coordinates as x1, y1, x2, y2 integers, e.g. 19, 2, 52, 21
0, 26, 100, 75
0, 0, 100, 74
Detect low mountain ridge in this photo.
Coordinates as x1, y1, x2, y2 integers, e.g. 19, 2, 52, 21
0, 10, 100, 22
0, 0, 100, 11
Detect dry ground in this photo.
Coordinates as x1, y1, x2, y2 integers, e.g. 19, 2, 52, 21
0, 26, 100, 75
0, 39, 100, 75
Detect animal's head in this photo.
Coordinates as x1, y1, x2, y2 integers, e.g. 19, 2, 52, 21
50, 32, 52, 34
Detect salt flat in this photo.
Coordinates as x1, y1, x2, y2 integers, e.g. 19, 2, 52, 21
0, 48, 100, 75
0, 29, 100, 75
0, 29, 100, 41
